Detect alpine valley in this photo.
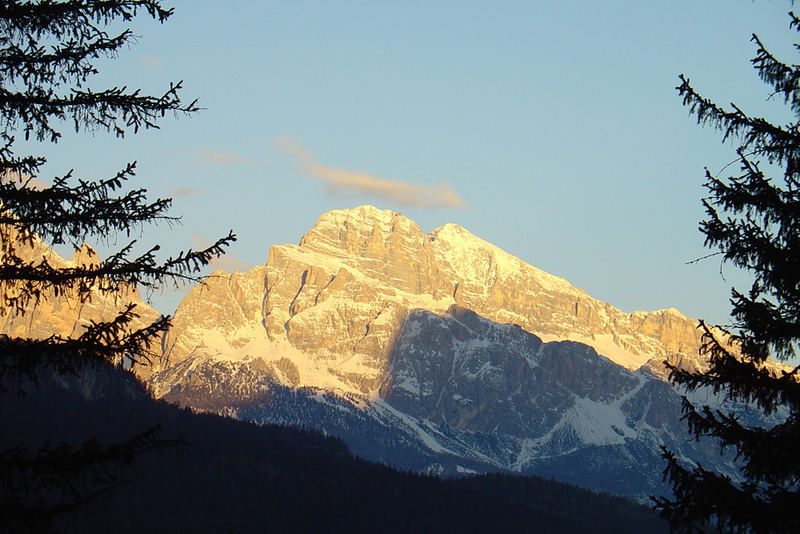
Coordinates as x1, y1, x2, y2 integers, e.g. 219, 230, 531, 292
3, 205, 747, 502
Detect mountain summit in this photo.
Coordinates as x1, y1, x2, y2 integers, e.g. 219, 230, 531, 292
159, 205, 703, 393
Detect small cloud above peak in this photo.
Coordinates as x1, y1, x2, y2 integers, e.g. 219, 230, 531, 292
168, 187, 203, 198
276, 137, 314, 160
276, 137, 467, 210
141, 55, 165, 69
193, 149, 253, 167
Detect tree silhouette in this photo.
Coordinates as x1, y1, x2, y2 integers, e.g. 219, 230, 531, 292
0, 1, 234, 528
654, 9, 800, 534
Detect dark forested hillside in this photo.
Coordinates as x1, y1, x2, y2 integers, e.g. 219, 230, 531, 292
1, 362, 667, 533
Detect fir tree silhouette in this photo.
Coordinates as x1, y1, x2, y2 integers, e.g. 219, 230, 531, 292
0, 2, 234, 529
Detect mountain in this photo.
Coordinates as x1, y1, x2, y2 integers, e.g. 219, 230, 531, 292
140, 205, 741, 500
2, 206, 750, 501
159, 205, 705, 384
0, 217, 670, 532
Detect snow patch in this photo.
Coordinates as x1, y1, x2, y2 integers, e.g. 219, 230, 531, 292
536, 332, 651, 371
372, 399, 455, 455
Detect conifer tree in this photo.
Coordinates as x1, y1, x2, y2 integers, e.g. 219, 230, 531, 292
654, 8, 800, 534
0, 1, 234, 526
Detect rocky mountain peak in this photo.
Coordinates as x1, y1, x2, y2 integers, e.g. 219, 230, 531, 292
3, 206, 708, 390
427, 221, 582, 298
156, 205, 708, 399
299, 205, 425, 259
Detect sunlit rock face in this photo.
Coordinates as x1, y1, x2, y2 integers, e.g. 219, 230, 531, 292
160, 205, 705, 395
1, 207, 705, 380
161, 267, 269, 367
0, 234, 162, 376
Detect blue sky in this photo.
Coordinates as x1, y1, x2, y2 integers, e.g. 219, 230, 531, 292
33, 1, 797, 324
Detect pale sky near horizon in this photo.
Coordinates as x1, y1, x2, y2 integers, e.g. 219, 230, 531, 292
30, 1, 798, 326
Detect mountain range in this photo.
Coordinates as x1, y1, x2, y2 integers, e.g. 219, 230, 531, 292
2, 205, 745, 501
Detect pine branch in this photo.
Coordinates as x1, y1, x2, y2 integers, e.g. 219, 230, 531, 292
750, 33, 800, 116
0, 0, 173, 35
0, 28, 133, 86
655, 448, 787, 534
668, 322, 800, 412
677, 75, 800, 164
0, 230, 236, 315
0, 304, 169, 391
0, 81, 200, 142
0, 162, 178, 246
0, 134, 45, 176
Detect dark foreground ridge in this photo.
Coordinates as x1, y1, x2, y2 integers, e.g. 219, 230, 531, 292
1, 361, 667, 533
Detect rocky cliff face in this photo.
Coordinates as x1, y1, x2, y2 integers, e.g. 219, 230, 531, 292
160, 205, 705, 396
0, 235, 162, 376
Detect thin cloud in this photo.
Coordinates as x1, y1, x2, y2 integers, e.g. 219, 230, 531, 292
141, 55, 166, 69
276, 137, 467, 209
168, 187, 203, 198
189, 233, 251, 273
193, 149, 253, 167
